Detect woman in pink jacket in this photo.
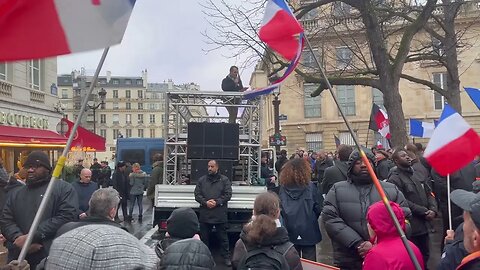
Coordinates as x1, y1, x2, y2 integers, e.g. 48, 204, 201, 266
363, 201, 425, 270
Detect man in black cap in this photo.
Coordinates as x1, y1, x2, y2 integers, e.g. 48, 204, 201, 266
0, 151, 79, 269
450, 189, 480, 269
112, 161, 129, 222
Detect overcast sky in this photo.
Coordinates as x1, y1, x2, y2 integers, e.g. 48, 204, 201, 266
58, 0, 259, 91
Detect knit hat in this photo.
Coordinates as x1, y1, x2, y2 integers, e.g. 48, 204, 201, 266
46, 225, 158, 269
167, 208, 199, 239
23, 151, 52, 171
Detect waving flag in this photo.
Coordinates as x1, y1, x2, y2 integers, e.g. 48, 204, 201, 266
465, 87, 480, 110
368, 104, 391, 139
0, 0, 136, 61
259, 0, 304, 61
409, 119, 435, 138
424, 104, 480, 176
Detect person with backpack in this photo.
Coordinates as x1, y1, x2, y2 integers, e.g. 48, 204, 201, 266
278, 158, 322, 261
232, 192, 302, 270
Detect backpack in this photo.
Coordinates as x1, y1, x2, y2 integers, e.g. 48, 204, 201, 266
237, 240, 293, 270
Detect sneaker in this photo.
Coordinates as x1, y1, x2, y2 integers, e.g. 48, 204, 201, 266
138, 216, 143, 222
223, 258, 232, 267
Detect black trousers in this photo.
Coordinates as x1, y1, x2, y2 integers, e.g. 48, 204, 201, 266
411, 233, 430, 269
116, 198, 128, 219
294, 244, 316, 261
200, 222, 230, 258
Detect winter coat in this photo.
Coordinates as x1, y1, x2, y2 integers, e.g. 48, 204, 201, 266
261, 163, 276, 190
112, 170, 129, 198
438, 223, 468, 270
55, 216, 126, 238
232, 226, 302, 270
387, 166, 437, 236
90, 162, 102, 182
159, 238, 215, 270
0, 177, 18, 212
194, 173, 232, 224
279, 182, 322, 246
321, 161, 348, 195
456, 251, 480, 270
376, 158, 394, 181
98, 166, 112, 187
129, 170, 147, 195
314, 158, 333, 181
147, 161, 163, 200
275, 156, 288, 174
71, 180, 98, 213
0, 166, 9, 183
221, 75, 243, 92
0, 177, 78, 266
321, 178, 410, 268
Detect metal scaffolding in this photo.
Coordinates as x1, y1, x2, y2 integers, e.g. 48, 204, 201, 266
163, 91, 262, 185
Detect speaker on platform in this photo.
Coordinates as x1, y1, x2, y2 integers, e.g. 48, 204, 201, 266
187, 122, 240, 160
190, 159, 234, 184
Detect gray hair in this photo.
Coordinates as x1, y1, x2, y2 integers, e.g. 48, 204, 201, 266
89, 188, 120, 218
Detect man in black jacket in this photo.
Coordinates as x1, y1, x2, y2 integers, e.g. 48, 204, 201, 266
321, 144, 352, 195
221, 65, 246, 123
388, 149, 437, 268
275, 149, 288, 174
194, 160, 232, 266
0, 151, 79, 269
112, 161, 129, 222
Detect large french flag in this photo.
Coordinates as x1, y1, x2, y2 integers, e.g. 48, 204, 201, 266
0, 0, 136, 61
424, 104, 480, 176
259, 0, 303, 61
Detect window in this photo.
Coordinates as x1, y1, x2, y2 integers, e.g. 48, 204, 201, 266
372, 88, 384, 107
113, 90, 119, 98
99, 79, 107, 85
125, 79, 131, 85
113, 102, 119, 109
126, 102, 131, 110
113, 129, 120, 139
0, 63, 6, 80
113, 114, 119, 124
126, 90, 131, 98
302, 49, 322, 70
304, 84, 321, 118
337, 85, 356, 115
121, 149, 145, 165
150, 129, 156, 138
138, 114, 144, 124
29, 60, 40, 90
161, 114, 165, 123
303, 8, 318, 20
332, 2, 351, 17
100, 129, 107, 138
136, 79, 142, 85
339, 131, 357, 146
100, 114, 106, 124
126, 129, 132, 138
112, 79, 119, 85
150, 114, 156, 123
62, 89, 69, 99
148, 103, 156, 110
126, 114, 131, 124
138, 129, 144, 138
138, 103, 143, 110
433, 72, 447, 110
138, 90, 143, 99
306, 133, 323, 152
74, 89, 81, 97
336, 47, 353, 69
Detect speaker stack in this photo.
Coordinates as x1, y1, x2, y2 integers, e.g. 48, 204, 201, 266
187, 122, 239, 183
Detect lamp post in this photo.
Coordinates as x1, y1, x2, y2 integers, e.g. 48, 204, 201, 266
269, 75, 281, 153
87, 87, 107, 157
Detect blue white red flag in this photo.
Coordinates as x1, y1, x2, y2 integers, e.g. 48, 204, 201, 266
424, 104, 480, 176
259, 0, 304, 61
465, 87, 480, 110
0, 0, 136, 61
409, 119, 435, 138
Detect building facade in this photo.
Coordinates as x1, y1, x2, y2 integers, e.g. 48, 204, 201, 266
252, 1, 480, 154
0, 59, 64, 173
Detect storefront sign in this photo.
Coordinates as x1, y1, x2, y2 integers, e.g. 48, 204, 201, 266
0, 111, 49, 129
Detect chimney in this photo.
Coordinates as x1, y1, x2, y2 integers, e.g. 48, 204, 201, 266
106, 71, 111, 83
168, 79, 173, 90
142, 69, 148, 88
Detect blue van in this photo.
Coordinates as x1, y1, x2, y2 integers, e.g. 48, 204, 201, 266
115, 138, 164, 174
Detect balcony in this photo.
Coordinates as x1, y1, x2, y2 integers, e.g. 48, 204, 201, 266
30, 90, 45, 103
0, 81, 12, 97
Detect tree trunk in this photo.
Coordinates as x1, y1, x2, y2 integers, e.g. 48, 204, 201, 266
382, 76, 409, 147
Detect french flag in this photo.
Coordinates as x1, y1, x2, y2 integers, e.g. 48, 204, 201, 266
259, 0, 303, 61
0, 0, 136, 61
424, 104, 480, 176
409, 119, 435, 138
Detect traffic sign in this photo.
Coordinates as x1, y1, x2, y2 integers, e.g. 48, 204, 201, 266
269, 133, 287, 146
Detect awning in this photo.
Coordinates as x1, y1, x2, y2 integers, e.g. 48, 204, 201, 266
63, 119, 106, 152
0, 125, 67, 148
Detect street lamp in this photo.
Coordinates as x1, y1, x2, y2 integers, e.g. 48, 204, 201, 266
54, 101, 67, 136
269, 75, 281, 153
86, 88, 107, 158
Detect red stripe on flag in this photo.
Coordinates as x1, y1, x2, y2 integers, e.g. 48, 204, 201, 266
426, 129, 480, 176
0, 0, 70, 61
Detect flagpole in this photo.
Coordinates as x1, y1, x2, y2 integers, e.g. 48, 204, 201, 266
303, 36, 422, 270
447, 174, 452, 230
365, 129, 370, 148
18, 47, 110, 263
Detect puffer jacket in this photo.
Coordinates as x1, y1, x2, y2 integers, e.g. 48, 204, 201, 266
321, 178, 410, 269
159, 238, 215, 270
232, 226, 302, 270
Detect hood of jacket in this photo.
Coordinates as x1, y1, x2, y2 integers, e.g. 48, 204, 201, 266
239, 226, 290, 247
366, 201, 406, 240
282, 185, 307, 200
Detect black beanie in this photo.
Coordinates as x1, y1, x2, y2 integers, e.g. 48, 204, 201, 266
347, 148, 375, 176
24, 151, 52, 171
167, 208, 199, 239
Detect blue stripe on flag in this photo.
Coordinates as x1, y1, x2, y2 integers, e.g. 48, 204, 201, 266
439, 104, 456, 123
465, 87, 480, 110
409, 119, 424, 137
272, 0, 293, 15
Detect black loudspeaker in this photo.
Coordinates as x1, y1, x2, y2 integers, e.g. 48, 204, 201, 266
190, 159, 234, 184
187, 122, 239, 160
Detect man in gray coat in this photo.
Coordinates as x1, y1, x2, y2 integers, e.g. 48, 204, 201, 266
322, 149, 411, 270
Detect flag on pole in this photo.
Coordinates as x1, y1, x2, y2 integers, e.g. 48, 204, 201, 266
334, 134, 341, 148
424, 104, 480, 176
409, 119, 435, 138
465, 87, 480, 110
0, 0, 136, 61
368, 104, 391, 139
259, 0, 304, 61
